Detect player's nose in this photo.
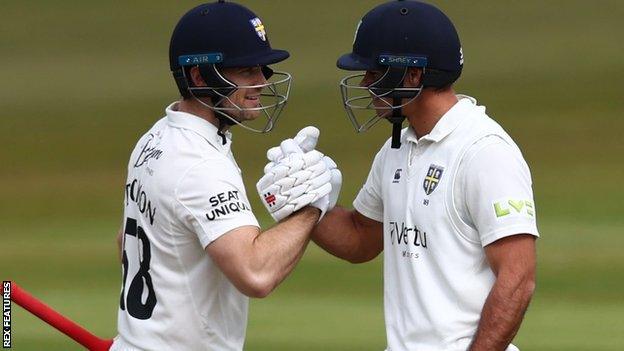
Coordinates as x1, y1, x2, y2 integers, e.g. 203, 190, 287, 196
360, 71, 375, 87
254, 68, 268, 86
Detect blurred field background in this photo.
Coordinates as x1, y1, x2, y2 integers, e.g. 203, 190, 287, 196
2, 0, 623, 350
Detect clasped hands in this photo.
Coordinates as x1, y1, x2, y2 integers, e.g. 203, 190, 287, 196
257, 127, 342, 222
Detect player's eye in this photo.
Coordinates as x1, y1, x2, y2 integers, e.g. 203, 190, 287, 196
240, 67, 260, 75
361, 70, 383, 87
370, 71, 384, 81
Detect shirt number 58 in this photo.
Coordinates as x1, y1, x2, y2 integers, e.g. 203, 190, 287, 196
120, 217, 158, 320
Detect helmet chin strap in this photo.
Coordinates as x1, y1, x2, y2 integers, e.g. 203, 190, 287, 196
390, 97, 405, 149
215, 117, 231, 145
211, 97, 236, 145
370, 66, 418, 149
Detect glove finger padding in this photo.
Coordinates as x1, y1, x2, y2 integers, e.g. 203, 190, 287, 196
322, 156, 342, 210
260, 154, 305, 186
304, 168, 331, 189
257, 164, 300, 214
292, 182, 332, 212
267, 150, 323, 178
263, 161, 276, 174
266, 127, 320, 164
259, 153, 326, 192
267, 138, 302, 164
268, 182, 331, 222
280, 138, 303, 156
322, 155, 337, 169
266, 147, 282, 163
283, 156, 306, 174
282, 182, 309, 199
301, 150, 325, 168
305, 160, 329, 178
282, 166, 330, 197
257, 152, 332, 222
287, 162, 327, 188
328, 168, 342, 209
256, 163, 291, 192
293, 126, 320, 153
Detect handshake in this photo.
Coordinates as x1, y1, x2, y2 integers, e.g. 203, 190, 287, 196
256, 127, 342, 222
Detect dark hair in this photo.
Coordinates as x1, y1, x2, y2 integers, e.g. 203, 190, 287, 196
423, 68, 461, 92
173, 66, 193, 99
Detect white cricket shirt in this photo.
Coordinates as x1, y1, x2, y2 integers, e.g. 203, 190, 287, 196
111, 102, 259, 351
354, 96, 539, 351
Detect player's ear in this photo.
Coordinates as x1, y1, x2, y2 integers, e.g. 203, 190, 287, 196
189, 66, 207, 87
404, 68, 423, 88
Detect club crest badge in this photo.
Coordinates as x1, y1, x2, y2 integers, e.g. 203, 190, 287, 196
423, 164, 444, 195
250, 17, 266, 41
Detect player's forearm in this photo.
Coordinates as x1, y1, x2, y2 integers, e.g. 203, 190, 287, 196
311, 206, 380, 263
249, 207, 319, 295
469, 271, 535, 351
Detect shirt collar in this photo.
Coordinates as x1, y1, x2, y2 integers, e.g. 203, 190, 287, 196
165, 102, 233, 154
405, 95, 477, 144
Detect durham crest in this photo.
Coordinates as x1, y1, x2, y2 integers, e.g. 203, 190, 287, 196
423, 164, 444, 195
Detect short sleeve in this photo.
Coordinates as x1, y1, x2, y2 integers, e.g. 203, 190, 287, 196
353, 147, 385, 222
175, 158, 259, 248
457, 137, 539, 247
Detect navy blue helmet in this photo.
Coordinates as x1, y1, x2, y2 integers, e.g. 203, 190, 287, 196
169, 1, 292, 134
337, 0, 463, 141
338, 0, 462, 86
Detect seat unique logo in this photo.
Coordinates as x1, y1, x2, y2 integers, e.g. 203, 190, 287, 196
423, 164, 444, 195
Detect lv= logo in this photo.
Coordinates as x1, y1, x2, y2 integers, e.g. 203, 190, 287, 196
494, 199, 535, 218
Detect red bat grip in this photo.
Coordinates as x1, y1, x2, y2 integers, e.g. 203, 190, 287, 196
5, 281, 113, 351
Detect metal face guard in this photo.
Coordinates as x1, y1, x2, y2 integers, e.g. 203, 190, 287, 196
186, 68, 292, 133
339, 72, 422, 133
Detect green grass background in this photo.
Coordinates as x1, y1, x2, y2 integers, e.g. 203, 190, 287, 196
2, 0, 623, 350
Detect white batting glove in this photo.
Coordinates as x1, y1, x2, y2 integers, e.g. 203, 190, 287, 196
269, 131, 332, 220
265, 126, 321, 169
322, 156, 342, 210
266, 126, 342, 212
257, 139, 332, 222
